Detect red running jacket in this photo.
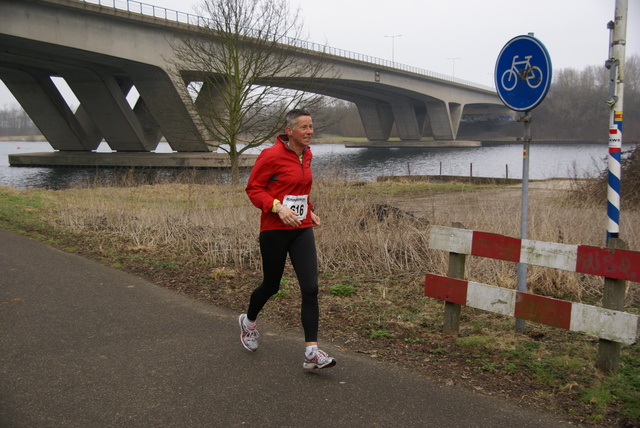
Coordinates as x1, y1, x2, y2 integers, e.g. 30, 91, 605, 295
245, 134, 315, 232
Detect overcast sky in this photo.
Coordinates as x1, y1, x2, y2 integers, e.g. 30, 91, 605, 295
1, 0, 638, 107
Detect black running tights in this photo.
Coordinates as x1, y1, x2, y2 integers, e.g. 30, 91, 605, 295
247, 227, 319, 342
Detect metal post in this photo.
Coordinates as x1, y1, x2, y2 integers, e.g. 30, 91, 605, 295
385, 34, 402, 64
515, 110, 532, 332
447, 57, 461, 78
605, 0, 627, 244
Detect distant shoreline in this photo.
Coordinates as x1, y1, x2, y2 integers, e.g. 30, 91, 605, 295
2, 135, 634, 146
0, 135, 47, 142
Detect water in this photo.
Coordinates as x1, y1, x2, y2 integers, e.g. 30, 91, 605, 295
0, 140, 628, 189
310, 142, 612, 182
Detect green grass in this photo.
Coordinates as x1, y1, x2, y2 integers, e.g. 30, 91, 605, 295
581, 348, 640, 422
0, 189, 49, 229
0, 189, 62, 242
369, 329, 395, 339
273, 279, 291, 299
329, 283, 354, 296
457, 335, 493, 348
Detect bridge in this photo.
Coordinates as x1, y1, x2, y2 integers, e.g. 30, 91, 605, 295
0, 0, 513, 167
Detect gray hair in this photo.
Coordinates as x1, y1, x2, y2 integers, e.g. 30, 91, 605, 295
285, 109, 311, 129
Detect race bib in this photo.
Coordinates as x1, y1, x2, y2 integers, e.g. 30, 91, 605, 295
283, 194, 308, 221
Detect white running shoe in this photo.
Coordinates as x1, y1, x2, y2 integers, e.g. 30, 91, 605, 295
238, 314, 259, 352
303, 349, 336, 370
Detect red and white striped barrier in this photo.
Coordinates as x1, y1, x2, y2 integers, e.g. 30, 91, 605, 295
429, 225, 640, 282
425, 273, 638, 344
425, 226, 639, 345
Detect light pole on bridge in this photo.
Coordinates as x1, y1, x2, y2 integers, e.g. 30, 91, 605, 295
385, 34, 402, 64
447, 57, 461, 78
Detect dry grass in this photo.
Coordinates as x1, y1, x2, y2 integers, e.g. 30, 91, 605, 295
58, 182, 258, 266
569, 144, 640, 210
53, 176, 640, 308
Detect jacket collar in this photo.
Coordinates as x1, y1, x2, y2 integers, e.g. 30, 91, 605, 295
277, 134, 309, 155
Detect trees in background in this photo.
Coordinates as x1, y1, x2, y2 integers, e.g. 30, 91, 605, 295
171, 0, 334, 184
314, 99, 365, 138
530, 54, 638, 142
0, 106, 38, 137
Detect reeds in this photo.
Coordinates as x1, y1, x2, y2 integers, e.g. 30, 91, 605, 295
54, 172, 640, 307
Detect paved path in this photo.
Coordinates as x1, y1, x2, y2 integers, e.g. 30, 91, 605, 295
0, 229, 571, 427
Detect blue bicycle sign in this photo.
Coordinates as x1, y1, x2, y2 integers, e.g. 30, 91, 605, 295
495, 35, 552, 111
501, 55, 543, 90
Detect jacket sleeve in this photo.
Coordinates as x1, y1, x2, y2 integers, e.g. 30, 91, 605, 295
245, 150, 277, 213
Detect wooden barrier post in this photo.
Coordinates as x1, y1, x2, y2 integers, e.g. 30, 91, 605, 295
443, 222, 466, 336
597, 237, 628, 373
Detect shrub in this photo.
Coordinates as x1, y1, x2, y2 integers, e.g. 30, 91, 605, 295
572, 144, 640, 207
329, 283, 354, 296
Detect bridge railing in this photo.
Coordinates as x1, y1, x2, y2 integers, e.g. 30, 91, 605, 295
81, 0, 495, 92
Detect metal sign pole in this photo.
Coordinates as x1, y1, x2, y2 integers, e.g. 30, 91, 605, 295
495, 34, 551, 333
605, 0, 627, 244
515, 110, 531, 332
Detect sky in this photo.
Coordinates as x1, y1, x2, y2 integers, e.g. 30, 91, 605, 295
1, 0, 638, 107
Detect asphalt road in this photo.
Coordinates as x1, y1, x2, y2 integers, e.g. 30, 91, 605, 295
0, 228, 571, 427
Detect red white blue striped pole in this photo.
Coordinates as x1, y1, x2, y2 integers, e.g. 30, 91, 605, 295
605, 0, 627, 244
607, 125, 622, 242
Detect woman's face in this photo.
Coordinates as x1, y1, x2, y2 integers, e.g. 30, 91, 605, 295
286, 115, 314, 150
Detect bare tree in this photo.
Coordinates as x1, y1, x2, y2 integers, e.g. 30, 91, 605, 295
0, 106, 39, 137
535, 54, 639, 142
171, 0, 335, 184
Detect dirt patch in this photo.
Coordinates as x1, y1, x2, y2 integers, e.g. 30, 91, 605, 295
389, 179, 574, 219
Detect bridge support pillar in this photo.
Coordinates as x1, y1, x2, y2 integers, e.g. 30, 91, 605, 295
0, 66, 101, 150
425, 100, 462, 140
73, 104, 103, 149
129, 66, 212, 152
193, 79, 229, 134
62, 68, 156, 151
355, 100, 394, 141
389, 101, 422, 140
132, 97, 164, 149
115, 78, 164, 150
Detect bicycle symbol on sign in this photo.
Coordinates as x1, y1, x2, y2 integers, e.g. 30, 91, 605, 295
500, 55, 543, 91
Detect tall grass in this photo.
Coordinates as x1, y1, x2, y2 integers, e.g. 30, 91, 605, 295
570, 144, 640, 209
58, 181, 259, 267
53, 172, 640, 307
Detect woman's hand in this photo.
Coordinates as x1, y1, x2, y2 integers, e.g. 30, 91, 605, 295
310, 211, 321, 228
277, 204, 301, 227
